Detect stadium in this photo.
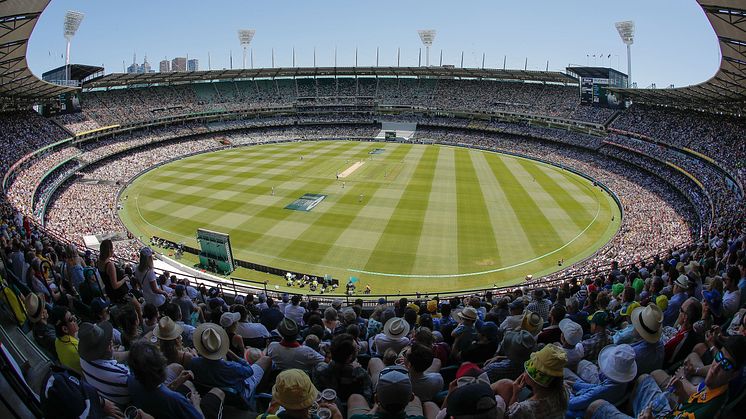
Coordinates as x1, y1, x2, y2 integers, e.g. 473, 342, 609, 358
0, 0, 744, 418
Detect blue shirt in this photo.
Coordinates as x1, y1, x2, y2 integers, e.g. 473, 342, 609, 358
663, 292, 687, 327
567, 376, 627, 418
632, 338, 664, 375
128, 375, 201, 419
188, 356, 255, 402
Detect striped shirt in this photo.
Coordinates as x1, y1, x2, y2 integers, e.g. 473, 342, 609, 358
80, 358, 130, 406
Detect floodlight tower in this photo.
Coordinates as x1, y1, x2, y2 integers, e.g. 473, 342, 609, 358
417, 29, 436, 67
238, 29, 256, 69
615, 21, 634, 88
63, 11, 84, 82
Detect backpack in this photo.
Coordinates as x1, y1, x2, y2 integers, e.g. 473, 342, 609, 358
41, 366, 105, 418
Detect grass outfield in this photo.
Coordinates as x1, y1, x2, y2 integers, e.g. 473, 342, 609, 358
118, 140, 621, 294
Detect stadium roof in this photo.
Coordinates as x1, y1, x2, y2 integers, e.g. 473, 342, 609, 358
83, 66, 577, 89
0, 0, 79, 110
610, 0, 746, 114
566, 66, 627, 79
42, 64, 104, 82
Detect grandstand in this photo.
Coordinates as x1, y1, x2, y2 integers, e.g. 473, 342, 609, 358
0, 0, 744, 418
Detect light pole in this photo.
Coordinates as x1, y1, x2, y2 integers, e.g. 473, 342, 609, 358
64, 11, 84, 83
238, 29, 255, 69
615, 21, 634, 88
417, 29, 436, 67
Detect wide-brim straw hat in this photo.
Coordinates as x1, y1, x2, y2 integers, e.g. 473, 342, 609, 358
631, 304, 663, 343
383, 317, 410, 339
193, 323, 229, 360
154, 316, 183, 341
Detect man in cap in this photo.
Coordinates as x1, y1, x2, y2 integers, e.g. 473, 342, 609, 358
555, 318, 584, 369
588, 336, 746, 419
579, 311, 611, 362
188, 322, 272, 408
348, 365, 426, 419
567, 344, 637, 417
266, 317, 325, 372
461, 321, 500, 364
483, 329, 536, 383
663, 274, 690, 327
443, 382, 504, 419
78, 322, 131, 407
499, 299, 524, 332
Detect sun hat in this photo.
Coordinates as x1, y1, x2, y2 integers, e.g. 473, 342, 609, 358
598, 344, 637, 383
193, 323, 229, 360
154, 316, 184, 341
611, 283, 624, 297
558, 318, 583, 346
277, 317, 299, 339
631, 304, 663, 343
524, 345, 567, 387
383, 317, 410, 339
426, 300, 438, 313
78, 321, 113, 362
685, 260, 700, 275
619, 301, 641, 317
406, 303, 421, 314
24, 292, 44, 323
220, 311, 241, 328
587, 310, 609, 327
457, 307, 478, 322
674, 274, 690, 290
139, 246, 153, 258
446, 382, 501, 418
375, 366, 412, 409
272, 369, 319, 410
521, 310, 542, 334
502, 330, 536, 363
655, 295, 669, 311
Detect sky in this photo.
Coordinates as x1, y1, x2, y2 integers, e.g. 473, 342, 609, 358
27, 0, 721, 89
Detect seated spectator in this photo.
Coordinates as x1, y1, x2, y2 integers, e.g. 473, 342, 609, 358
373, 317, 411, 355
26, 293, 56, 357
189, 323, 271, 408
723, 266, 741, 318
313, 333, 373, 403
441, 381, 505, 419
269, 369, 343, 419
664, 297, 702, 368
260, 297, 285, 332
267, 317, 325, 372
51, 306, 81, 374
629, 304, 665, 374
155, 316, 196, 368
663, 275, 689, 327
128, 339, 224, 419
520, 310, 543, 336
284, 294, 306, 326
580, 311, 610, 362
89, 298, 122, 346
164, 302, 195, 346
566, 344, 637, 417
460, 321, 499, 364
483, 330, 536, 383
173, 284, 200, 325
452, 307, 479, 359
41, 365, 123, 419
555, 319, 583, 369
348, 365, 426, 419
233, 303, 271, 348
135, 247, 170, 308
499, 299, 524, 331
404, 343, 443, 402
537, 305, 566, 345
587, 336, 746, 419
220, 311, 246, 359
78, 322, 130, 407
527, 289, 552, 322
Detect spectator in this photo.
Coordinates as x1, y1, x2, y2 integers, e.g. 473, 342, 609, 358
664, 297, 702, 368
266, 317, 325, 372
134, 247, 170, 308
663, 275, 690, 327
723, 266, 741, 318
580, 311, 611, 362
271, 369, 343, 419
78, 322, 130, 407
537, 305, 566, 345
555, 319, 584, 369
404, 343, 443, 402
527, 289, 552, 322
460, 321, 499, 364
25, 292, 56, 357
51, 306, 81, 374
284, 294, 306, 326
233, 304, 271, 348
499, 299, 525, 331
348, 365, 426, 419
260, 297, 285, 332
155, 316, 196, 368
312, 333, 373, 403
451, 307, 479, 359
442, 382, 504, 419
629, 304, 665, 374
373, 317, 411, 355
97, 239, 128, 303
220, 311, 246, 358
483, 330, 536, 383
566, 344, 637, 416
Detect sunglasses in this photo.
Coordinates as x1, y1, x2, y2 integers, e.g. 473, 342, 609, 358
714, 350, 735, 372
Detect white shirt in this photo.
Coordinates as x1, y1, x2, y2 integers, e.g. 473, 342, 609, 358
135, 267, 165, 307
235, 321, 271, 339
266, 342, 324, 371
723, 289, 741, 317
284, 304, 306, 326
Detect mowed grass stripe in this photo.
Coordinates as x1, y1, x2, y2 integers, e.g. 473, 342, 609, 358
516, 159, 595, 224
412, 147, 459, 274
324, 145, 427, 271
454, 149, 500, 272
232, 141, 377, 257
138, 141, 364, 242
503, 158, 587, 242
488, 156, 564, 254
275, 143, 413, 265
470, 152, 534, 264
361, 146, 439, 274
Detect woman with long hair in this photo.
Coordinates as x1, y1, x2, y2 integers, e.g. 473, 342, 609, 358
97, 239, 129, 302
134, 247, 170, 308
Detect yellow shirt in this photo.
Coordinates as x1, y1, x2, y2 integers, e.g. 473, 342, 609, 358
55, 336, 81, 374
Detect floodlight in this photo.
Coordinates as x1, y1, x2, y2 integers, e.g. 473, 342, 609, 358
63, 11, 84, 82
417, 29, 436, 66
238, 29, 256, 69
615, 21, 634, 87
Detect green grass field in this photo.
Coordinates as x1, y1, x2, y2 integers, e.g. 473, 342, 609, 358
119, 140, 621, 294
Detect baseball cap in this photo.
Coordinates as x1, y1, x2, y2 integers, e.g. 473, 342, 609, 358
139, 246, 153, 258
376, 367, 412, 410
588, 310, 609, 327
89, 297, 110, 315
446, 383, 501, 418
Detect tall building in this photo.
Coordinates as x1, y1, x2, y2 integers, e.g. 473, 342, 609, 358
171, 57, 186, 72
187, 59, 199, 72
159, 60, 170, 72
